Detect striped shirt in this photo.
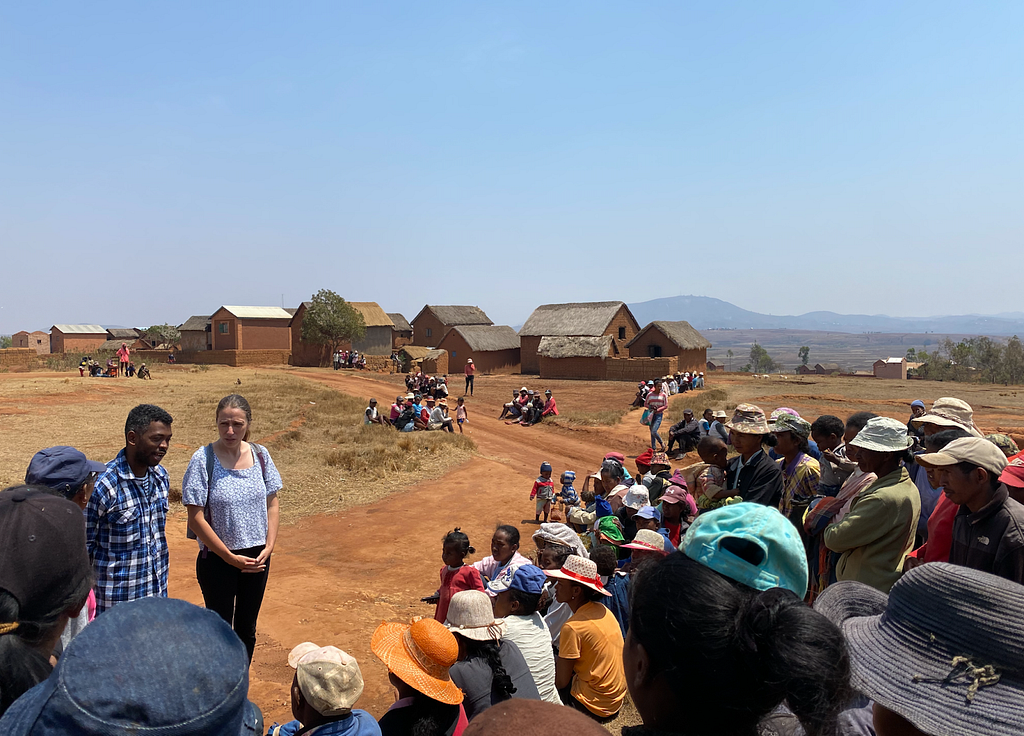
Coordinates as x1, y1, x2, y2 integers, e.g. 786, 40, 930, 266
85, 449, 170, 613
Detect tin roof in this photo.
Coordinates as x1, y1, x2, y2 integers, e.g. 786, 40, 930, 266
217, 306, 293, 320
52, 324, 106, 335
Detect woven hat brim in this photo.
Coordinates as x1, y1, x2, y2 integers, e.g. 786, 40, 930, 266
843, 615, 1024, 736
543, 568, 612, 596
370, 623, 464, 705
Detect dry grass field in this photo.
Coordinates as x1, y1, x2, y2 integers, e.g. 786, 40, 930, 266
0, 365, 474, 521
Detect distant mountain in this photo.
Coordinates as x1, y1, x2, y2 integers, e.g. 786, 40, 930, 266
626, 296, 1024, 337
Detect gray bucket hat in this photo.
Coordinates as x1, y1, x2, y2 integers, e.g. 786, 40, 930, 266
843, 563, 1024, 736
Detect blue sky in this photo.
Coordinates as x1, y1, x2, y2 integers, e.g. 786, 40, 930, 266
2, 2, 1022, 333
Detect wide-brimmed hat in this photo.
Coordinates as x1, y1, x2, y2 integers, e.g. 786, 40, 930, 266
544, 555, 611, 596
843, 563, 1024, 736
849, 417, 914, 453
621, 529, 671, 556
532, 523, 588, 559
714, 410, 728, 420
725, 404, 770, 435
370, 618, 463, 705
999, 457, 1024, 489
649, 452, 671, 469
681, 502, 808, 598
622, 486, 650, 510
445, 590, 506, 641
288, 643, 364, 716
986, 433, 1020, 458
911, 397, 984, 437
812, 580, 888, 627
520, 387, 528, 393
916, 437, 1008, 478
404, 393, 415, 400
772, 413, 812, 438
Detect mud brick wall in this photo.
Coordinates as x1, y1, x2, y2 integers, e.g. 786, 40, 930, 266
0, 348, 41, 369
604, 357, 673, 382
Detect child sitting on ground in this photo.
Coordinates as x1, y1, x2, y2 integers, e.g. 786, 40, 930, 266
695, 436, 736, 511
425, 528, 484, 624
267, 642, 379, 736
530, 462, 555, 523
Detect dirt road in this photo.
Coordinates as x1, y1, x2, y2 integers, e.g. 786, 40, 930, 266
166, 370, 661, 725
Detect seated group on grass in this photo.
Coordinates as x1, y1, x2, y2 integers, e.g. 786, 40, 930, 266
3, 395, 1024, 736
498, 387, 558, 426
405, 372, 450, 399
366, 393, 461, 433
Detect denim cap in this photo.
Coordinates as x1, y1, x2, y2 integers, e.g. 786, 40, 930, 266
635, 505, 661, 522
0, 597, 263, 735
681, 502, 808, 598
486, 563, 546, 597
25, 446, 106, 496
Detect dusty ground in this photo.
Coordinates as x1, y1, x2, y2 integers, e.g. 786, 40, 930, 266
2, 366, 1021, 728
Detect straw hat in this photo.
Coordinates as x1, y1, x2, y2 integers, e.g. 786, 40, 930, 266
725, 404, 770, 434
844, 563, 1024, 736
444, 591, 506, 642
544, 555, 611, 597
370, 618, 463, 705
812, 581, 888, 627
620, 529, 671, 556
849, 417, 914, 453
911, 397, 984, 437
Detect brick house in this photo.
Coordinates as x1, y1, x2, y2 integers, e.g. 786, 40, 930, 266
411, 306, 492, 347
348, 302, 395, 355
537, 335, 618, 380
815, 362, 841, 375
210, 306, 293, 351
178, 316, 212, 352
50, 325, 107, 354
625, 321, 712, 373
387, 313, 413, 349
436, 325, 521, 374
399, 346, 449, 375
873, 357, 907, 380
519, 301, 640, 375
12, 331, 50, 355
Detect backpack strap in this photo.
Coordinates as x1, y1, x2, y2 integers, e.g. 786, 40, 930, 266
249, 442, 268, 481
205, 443, 215, 489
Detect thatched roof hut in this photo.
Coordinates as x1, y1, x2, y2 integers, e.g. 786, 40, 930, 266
625, 321, 711, 350
387, 313, 413, 332
520, 301, 631, 336
411, 305, 493, 347
444, 325, 520, 352
537, 335, 615, 359
626, 320, 712, 373
436, 325, 521, 374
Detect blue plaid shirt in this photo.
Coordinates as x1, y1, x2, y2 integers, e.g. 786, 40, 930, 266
85, 449, 170, 613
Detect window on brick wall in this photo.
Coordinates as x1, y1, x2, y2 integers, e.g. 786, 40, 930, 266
219, 322, 229, 334
648, 345, 662, 358
618, 327, 626, 340
426, 327, 432, 337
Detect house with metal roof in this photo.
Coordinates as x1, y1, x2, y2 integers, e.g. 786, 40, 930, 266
50, 324, 107, 354
626, 320, 712, 374
436, 325, 521, 374
210, 306, 293, 351
518, 301, 640, 374
410, 305, 492, 347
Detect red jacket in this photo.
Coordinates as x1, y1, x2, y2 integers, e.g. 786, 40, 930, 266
909, 492, 956, 563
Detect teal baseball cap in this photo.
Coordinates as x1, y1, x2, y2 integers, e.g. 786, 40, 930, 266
681, 502, 808, 598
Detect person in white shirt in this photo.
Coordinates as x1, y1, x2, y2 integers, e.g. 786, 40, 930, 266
488, 563, 561, 704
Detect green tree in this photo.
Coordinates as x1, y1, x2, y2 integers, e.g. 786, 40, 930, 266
905, 347, 917, 362
301, 289, 366, 365
942, 339, 974, 383
726, 349, 734, 372
145, 324, 181, 347
968, 336, 1003, 384
1001, 336, 1024, 386
0, 335, 11, 349
749, 342, 778, 373
798, 346, 810, 366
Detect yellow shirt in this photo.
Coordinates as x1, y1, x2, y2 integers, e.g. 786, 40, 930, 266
559, 601, 626, 717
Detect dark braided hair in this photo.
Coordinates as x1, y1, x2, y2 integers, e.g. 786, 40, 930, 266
443, 528, 474, 556
460, 637, 516, 701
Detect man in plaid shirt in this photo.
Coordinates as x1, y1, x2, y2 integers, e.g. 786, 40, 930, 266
86, 404, 174, 613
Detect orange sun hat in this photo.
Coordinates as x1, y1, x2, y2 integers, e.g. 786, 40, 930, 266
370, 617, 463, 705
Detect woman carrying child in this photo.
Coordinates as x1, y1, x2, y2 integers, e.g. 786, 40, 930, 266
182, 394, 282, 663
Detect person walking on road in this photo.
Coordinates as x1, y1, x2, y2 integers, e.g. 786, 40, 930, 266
464, 358, 476, 396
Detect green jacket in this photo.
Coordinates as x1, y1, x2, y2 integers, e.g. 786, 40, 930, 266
824, 467, 920, 593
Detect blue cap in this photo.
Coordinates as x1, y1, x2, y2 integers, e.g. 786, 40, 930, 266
911, 400, 925, 409
25, 446, 107, 496
635, 505, 661, 522
486, 563, 547, 597
0, 597, 263, 735
681, 502, 808, 598
540, 462, 552, 473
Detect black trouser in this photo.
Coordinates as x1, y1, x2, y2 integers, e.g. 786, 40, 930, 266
557, 685, 619, 723
196, 545, 269, 663
465, 375, 474, 395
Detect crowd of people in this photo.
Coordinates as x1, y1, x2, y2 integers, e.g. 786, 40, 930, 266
334, 349, 368, 370
3, 389, 1024, 736
498, 387, 558, 426
78, 355, 150, 379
